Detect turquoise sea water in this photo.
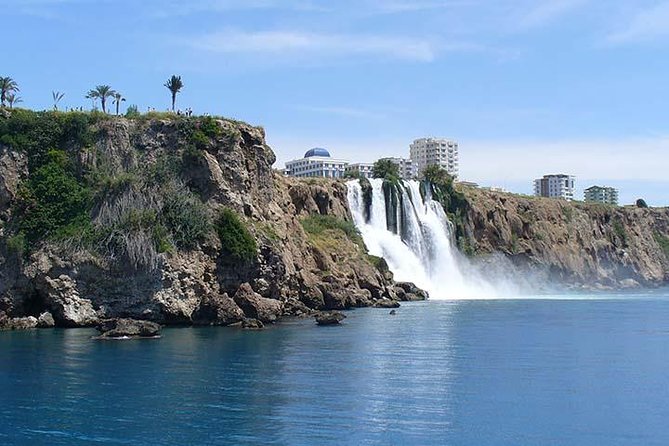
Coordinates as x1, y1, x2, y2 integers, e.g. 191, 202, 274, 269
1, 292, 669, 445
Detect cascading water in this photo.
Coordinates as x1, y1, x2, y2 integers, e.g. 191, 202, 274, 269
347, 178, 504, 299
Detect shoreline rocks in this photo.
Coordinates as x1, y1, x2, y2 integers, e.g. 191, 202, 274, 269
315, 311, 346, 326
95, 318, 161, 339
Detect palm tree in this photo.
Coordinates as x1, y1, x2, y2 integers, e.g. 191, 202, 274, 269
0, 77, 19, 107
6, 93, 21, 109
164, 75, 183, 112
112, 92, 126, 115
52, 91, 65, 110
86, 85, 116, 113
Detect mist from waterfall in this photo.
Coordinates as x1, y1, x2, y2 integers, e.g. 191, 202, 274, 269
347, 179, 516, 299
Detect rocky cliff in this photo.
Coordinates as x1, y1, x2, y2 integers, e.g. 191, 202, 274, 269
1, 110, 667, 330
0, 110, 412, 328
458, 187, 669, 289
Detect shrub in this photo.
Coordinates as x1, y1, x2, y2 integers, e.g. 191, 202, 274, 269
125, 105, 140, 119
655, 233, 669, 259
18, 150, 92, 242
161, 185, 211, 249
6, 232, 27, 257
215, 209, 257, 263
198, 116, 221, 138
612, 219, 628, 245
191, 130, 210, 150
0, 109, 95, 169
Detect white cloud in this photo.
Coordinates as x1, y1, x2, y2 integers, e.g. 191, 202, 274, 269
606, 2, 669, 44
188, 30, 437, 62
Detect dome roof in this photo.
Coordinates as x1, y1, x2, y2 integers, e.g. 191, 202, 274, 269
304, 147, 331, 158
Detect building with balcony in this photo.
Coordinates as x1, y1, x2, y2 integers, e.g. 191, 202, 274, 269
284, 148, 349, 179
409, 138, 459, 179
345, 163, 374, 179
533, 174, 576, 200
381, 157, 416, 180
584, 185, 619, 206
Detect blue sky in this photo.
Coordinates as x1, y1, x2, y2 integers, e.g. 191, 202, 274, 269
4, 0, 669, 205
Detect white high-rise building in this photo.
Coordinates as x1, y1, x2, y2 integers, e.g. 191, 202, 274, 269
534, 174, 576, 200
284, 148, 349, 179
409, 138, 459, 179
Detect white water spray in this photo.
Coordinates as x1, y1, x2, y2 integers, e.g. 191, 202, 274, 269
347, 179, 512, 299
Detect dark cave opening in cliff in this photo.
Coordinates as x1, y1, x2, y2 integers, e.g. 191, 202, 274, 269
21, 291, 47, 317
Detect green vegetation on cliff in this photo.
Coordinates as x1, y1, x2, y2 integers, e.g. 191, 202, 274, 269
0, 109, 253, 268
215, 209, 257, 263
300, 215, 364, 249
655, 233, 669, 259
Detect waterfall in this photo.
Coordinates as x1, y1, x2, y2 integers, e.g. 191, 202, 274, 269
347, 179, 503, 299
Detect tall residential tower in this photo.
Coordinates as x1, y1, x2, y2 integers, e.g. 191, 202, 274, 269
409, 138, 459, 179
533, 174, 576, 200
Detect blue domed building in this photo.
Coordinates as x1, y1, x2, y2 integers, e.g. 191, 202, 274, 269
284, 147, 350, 179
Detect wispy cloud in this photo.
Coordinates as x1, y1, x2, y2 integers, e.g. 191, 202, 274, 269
293, 105, 389, 120
187, 30, 437, 62
154, 0, 327, 17
463, 137, 669, 182
516, 0, 589, 29
364, 0, 476, 14
606, 1, 669, 44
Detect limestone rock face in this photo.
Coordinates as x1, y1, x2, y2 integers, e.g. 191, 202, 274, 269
192, 294, 244, 326
459, 188, 669, 289
38, 275, 98, 328
233, 283, 283, 323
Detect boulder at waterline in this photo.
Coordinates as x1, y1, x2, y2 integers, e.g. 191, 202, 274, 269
315, 311, 346, 326
233, 283, 283, 323
191, 294, 245, 326
37, 312, 55, 328
242, 318, 264, 330
95, 318, 161, 339
373, 299, 401, 309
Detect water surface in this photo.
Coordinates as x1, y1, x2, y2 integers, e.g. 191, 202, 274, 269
1, 293, 669, 445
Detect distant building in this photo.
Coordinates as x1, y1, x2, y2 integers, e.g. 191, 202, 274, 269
534, 174, 576, 200
584, 185, 619, 205
284, 148, 349, 179
458, 181, 479, 188
345, 163, 374, 179
409, 138, 459, 179
381, 157, 416, 180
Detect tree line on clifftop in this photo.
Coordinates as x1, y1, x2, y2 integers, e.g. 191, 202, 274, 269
0, 75, 185, 115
